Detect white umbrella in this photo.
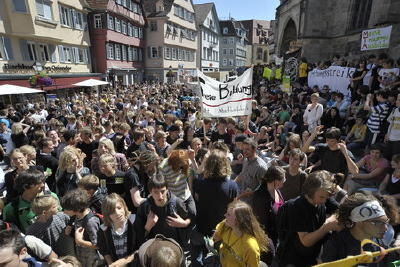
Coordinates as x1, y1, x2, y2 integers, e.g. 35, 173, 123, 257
73, 79, 109, 87
0, 84, 44, 95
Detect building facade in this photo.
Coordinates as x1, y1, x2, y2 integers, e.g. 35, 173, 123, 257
143, 0, 197, 83
275, 0, 400, 62
87, 0, 145, 85
241, 19, 270, 65
194, 3, 220, 72
219, 19, 248, 71
0, 0, 100, 92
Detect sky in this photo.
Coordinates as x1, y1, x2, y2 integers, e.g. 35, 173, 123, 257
193, 0, 280, 21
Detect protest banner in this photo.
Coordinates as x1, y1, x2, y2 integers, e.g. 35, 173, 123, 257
197, 68, 253, 118
308, 66, 356, 97
281, 75, 291, 93
361, 26, 392, 51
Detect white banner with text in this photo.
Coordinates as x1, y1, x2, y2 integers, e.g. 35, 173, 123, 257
197, 68, 253, 118
308, 66, 356, 97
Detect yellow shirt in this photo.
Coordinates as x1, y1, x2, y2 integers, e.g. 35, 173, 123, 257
350, 124, 367, 140
215, 221, 260, 267
299, 63, 308, 78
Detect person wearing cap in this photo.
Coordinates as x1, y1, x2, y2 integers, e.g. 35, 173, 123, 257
321, 193, 390, 263
166, 125, 181, 145
303, 93, 323, 132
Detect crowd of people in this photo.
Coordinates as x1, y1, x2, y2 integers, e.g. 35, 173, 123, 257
0, 51, 400, 267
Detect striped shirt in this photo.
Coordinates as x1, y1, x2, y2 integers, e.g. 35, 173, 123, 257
367, 102, 389, 133
160, 159, 191, 201
111, 222, 128, 259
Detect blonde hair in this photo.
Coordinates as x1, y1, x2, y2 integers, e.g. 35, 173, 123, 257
11, 123, 24, 135
31, 195, 59, 215
99, 153, 116, 167
19, 145, 36, 157
58, 146, 86, 172
99, 138, 116, 155
203, 150, 231, 178
102, 193, 130, 227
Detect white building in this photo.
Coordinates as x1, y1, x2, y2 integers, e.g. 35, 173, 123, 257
194, 3, 220, 72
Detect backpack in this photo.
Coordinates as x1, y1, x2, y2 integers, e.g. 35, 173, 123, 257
82, 211, 104, 229
276, 197, 297, 260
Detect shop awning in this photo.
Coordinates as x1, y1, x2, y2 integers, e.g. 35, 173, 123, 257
0, 84, 44, 95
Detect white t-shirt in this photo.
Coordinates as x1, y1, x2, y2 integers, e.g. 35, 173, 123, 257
379, 68, 400, 88
387, 108, 400, 141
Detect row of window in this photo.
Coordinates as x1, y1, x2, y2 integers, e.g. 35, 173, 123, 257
221, 59, 246, 67
59, 5, 86, 30
202, 47, 219, 62
25, 42, 89, 64
173, 4, 194, 23
237, 48, 247, 57
106, 14, 144, 39
202, 30, 218, 44
115, 0, 142, 15
106, 43, 143, 62
165, 23, 196, 41
148, 46, 195, 62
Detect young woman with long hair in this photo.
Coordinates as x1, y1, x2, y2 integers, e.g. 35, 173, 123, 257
213, 200, 269, 267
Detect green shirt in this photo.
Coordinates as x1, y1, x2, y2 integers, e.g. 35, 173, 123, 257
3, 192, 59, 233
278, 111, 291, 123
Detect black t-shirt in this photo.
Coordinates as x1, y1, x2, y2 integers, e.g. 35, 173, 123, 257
314, 144, 349, 175
210, 131, 232, 145
98, 170, 138, 209
77, 141, 98, 169
321, 229, 360, 263
282, 196, 326, 267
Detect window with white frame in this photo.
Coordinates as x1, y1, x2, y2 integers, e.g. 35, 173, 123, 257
121, 45, 126, 60
133, 26, 138, 37
107, 43, 114, 59
230, 49, 234, 55
150, 47, 158, 58
108, 15, 114, 30
133, 47, 138, 61
181, 49, 186, 61
75, 48, 85, 63
27, 42, 38, 61
122, 21, 127, 34
177, 49, 182, 60
229, 37, 234, 44
171, 48, 176, 60
115, 19, 121, 32
115, 44, 121, 60
165, 47, 171, 59
94, 14, 102, 28
36, 0, 53, 20
73, 10, 84, 30
186, 51, 190, 62
139, 28, 143, 39
12, 0, 28, 12
63, 46, 72, 62
127, 46, 133, 61
223, 59, 227, 66
203, 47, 206, 59
128, 23, 132, 36
38, 44, 49, 61
223, 49, 227, 55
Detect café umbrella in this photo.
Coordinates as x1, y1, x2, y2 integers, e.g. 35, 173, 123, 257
0, 84, 44, 104
72, 79, 109, 87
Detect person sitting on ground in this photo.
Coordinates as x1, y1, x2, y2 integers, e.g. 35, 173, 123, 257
321, 193, 394, 264
304, 126, 359, 176
276, 171, 342, 267
379, 153, 400, 205
345, 116, 367, 153
345, 144, 389, 194
281, 148, 308, 200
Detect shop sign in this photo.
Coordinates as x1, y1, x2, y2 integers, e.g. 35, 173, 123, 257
3, 64, 72, 73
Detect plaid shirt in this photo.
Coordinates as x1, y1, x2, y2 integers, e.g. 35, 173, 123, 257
111, 223, 128, 259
